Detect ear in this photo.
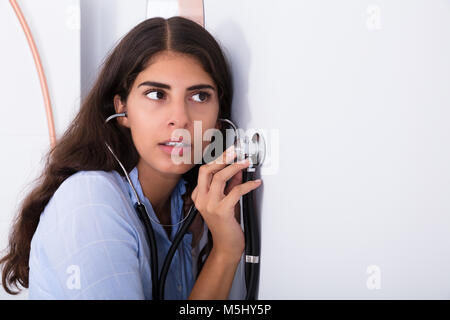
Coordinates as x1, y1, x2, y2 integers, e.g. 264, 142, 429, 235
113, 94, 130, 128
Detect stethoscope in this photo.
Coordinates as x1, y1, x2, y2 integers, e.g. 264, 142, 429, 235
105, 112, 265, 300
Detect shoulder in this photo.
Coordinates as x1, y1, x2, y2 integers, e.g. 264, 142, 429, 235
40, 170, 134, 229
55, 170, 127, 206
59, 169, 123, 192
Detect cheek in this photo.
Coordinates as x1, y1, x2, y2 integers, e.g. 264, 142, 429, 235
198, 105, 220, 132
129, 118, 159, 154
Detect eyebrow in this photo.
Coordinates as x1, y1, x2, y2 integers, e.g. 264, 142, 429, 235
138, 81, 216, 91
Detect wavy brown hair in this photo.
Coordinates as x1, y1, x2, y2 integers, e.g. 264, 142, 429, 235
0, 16, 233, 295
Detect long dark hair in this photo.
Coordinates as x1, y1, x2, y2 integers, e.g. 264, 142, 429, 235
0, 16, 233, 295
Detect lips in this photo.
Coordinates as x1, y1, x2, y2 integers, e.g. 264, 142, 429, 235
158, 136, 191, 146
159, 143, 189, 156
159, 138, 183, 144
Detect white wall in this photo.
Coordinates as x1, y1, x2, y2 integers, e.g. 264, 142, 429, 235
80, 0, 147, 100
204, 0, 450, 299
0, 0, 80, 299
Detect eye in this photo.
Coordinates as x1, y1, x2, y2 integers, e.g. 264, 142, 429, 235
146, 90, 165, 100
192, 91, 211, 103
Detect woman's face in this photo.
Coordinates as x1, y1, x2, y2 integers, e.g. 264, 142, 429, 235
114, 50, 220, 176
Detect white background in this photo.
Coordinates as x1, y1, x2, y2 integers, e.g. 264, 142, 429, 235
204, 0, 450, 299
2, 0, 450, 300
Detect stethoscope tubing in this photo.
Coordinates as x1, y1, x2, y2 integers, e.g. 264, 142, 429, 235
159, 203, 199, 299
134, 202, 160, 300
242, 169, 260, 300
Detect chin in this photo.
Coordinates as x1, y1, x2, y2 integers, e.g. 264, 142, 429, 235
156, 158, 193, 175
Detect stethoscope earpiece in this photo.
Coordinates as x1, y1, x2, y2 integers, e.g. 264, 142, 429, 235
105, 112, 127, 124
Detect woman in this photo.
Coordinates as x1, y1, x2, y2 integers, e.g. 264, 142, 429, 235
0, 16, 261, 299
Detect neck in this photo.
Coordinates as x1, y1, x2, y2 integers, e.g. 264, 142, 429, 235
136, 159, 181, 216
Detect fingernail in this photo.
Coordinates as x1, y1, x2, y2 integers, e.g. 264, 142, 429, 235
255, 179, 262, 184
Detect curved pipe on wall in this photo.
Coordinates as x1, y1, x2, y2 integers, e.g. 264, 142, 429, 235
9, 0, 56, 148
178, 0, 204, 27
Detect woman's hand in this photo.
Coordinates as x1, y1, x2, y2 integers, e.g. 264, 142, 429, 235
191, 145, 262, 260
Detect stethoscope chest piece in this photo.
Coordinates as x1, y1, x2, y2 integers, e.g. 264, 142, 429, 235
243, 132, 266, 172
219, 119, 266, 170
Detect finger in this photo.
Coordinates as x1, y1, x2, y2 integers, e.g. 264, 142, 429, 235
197, 145, 237, 196
222, 179, 262, 210
224, 170, 243, 196
209, 159, 252, 202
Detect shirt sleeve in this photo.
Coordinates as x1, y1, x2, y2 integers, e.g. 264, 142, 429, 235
29, 173, 146, 300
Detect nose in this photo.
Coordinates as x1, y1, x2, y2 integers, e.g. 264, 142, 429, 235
168, 98, 190, 129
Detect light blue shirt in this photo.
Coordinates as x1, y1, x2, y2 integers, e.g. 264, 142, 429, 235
28, 166, 195, 299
